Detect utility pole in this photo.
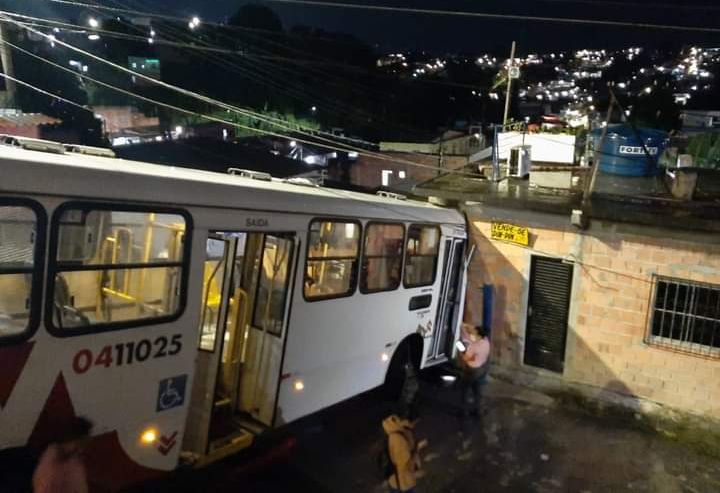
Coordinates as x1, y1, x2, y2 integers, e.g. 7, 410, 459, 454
437, 129, 445, 177
502, 41, 517, 127
0, 23, 18, 108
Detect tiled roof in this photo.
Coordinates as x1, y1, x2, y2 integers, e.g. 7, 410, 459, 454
0, 113, 61, 127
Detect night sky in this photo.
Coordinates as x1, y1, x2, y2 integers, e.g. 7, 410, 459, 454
4, 0, 720, 54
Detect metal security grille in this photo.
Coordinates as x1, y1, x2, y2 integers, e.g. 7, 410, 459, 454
648, 276, 720, 358
524, 256, 573, 373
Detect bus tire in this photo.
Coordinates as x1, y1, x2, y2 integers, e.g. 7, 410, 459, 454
383, 335, 422, 401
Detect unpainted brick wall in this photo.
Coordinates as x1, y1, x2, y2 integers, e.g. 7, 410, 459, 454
465, 214, 720, 418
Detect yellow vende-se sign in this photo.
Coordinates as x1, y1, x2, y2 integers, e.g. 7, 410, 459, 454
491, 222, 529, 246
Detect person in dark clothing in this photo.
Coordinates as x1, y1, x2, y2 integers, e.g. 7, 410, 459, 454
0, 446, 38, 493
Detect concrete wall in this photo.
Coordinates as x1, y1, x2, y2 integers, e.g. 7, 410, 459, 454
380, 135, 484, 157
498, 132, 576, 164
464, 205, 720, 419
93, 106, 159, 134
351, 153, 468, 189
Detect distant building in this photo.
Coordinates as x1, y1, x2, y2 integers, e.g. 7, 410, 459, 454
681, 110, 720, 134
353, 130, 481, 191
350, 152, 467, 193
380, 129, 484, 157
93, 106, 161, 145
0, 109, 61, 139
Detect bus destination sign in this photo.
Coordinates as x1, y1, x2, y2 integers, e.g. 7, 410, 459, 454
491, 222, 529, 246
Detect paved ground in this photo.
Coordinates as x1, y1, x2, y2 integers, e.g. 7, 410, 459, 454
143, 370, 720, 492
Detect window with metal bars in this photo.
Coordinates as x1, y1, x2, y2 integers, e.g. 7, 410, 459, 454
647, 275, 720, 358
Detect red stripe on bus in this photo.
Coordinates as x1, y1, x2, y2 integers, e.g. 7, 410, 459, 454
0, 341, 35, 408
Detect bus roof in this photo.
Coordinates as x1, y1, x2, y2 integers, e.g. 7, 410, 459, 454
0, 143, 465, 225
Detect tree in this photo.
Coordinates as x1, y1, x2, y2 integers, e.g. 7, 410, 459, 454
229, 4, 283, 32
632, 87, 680, 131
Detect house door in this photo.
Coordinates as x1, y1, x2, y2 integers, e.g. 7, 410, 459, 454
524, 256, 573, 373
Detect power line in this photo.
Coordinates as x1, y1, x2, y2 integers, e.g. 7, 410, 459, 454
0, 11, 359, 65
1, 33, 480, 178
0, 11, 456, 154
10, 9, 439, 139
0, 13, 378, 152
535, 0, 720, 11
1, 61, 435, 221
0, 72, 93, 113
27, 6, 493, 92
257, 0, 720, 33
47, 0, 228, 27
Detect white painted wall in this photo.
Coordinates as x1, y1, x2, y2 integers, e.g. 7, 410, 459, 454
497, 132, 576, 164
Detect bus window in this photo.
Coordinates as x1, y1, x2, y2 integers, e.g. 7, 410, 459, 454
49, 206, 189, 333
404, 225, 440, 288
253, 235, 294, 336
198, 238, 228, 351
360, 223, 404, 294
0, 205, 38, 339
304, 220, 360, 301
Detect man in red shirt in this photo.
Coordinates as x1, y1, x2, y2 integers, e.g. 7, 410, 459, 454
459, 324, 490, 418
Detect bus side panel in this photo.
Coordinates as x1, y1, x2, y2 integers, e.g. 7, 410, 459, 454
0, 197, 203, 490
275, 223, 451, 425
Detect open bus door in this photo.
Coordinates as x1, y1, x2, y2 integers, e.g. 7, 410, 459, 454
183, 232, 297, 464
427, 237, 467, 364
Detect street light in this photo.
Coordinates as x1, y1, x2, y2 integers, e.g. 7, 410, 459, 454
311, 106, 317, 113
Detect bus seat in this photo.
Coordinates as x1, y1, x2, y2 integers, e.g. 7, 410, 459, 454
54, 275, 90, 329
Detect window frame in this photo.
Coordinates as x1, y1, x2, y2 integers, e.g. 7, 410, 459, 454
251, 233, 296, 337
303, 218, 362, 302
45, 201, 193, 337
0, 197, 46, 346
646, 274, 720, 359
403, 224, 441, 289
197, 236, 232, 353
360, 221, 406, 295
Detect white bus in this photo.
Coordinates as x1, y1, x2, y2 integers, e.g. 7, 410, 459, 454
0, 137, 468, 490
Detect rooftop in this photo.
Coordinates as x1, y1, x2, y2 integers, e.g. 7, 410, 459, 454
414, 167, 720, 233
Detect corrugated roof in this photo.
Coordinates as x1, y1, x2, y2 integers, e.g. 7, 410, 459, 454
0, 113, 61, 127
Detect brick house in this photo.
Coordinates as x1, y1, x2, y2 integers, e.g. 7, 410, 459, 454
416, 171, 720, 421
0, 111, 61, 139
92, 106, 160, 141
351, 152, 468, 191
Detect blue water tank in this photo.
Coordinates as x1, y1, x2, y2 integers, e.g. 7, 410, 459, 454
591, 124, 668, 176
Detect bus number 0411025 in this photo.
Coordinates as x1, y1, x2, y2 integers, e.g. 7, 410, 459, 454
72, 335, 183, 374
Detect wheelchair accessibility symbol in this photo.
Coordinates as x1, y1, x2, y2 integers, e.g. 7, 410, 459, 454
157, 375, 187, 412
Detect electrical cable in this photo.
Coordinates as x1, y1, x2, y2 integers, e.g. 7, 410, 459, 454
3, 10, 473, 167
256, 0, 720, 33
2, 36, 482, 178
0, 72, 94, 113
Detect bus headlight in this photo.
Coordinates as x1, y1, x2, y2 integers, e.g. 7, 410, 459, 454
140, 428, 158, 445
